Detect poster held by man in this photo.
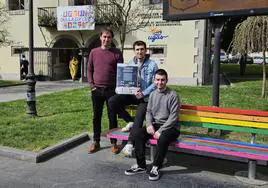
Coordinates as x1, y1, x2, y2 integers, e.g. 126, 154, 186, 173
116, 64, 139, 95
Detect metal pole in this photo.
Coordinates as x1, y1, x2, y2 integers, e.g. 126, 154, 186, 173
26, 0, 37, 116
212, 19, 223, 107
248, 133, 256, 179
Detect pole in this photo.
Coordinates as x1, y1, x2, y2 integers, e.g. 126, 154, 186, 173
209, 18, 225, 134
211, 18, 225, 107
26, 0, 37, 116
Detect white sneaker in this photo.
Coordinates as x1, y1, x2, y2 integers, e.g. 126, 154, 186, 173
122, 143, 133, 157
149, 166, 160, 181
121, 122, 134, 132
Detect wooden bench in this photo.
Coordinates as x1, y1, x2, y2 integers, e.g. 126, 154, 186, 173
106, 104, 268, 183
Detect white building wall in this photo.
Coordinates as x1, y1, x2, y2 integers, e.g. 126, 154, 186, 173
122, 8, 206, 85
0, 0, 206, 85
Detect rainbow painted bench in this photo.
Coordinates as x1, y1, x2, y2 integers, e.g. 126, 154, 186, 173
106, 104, 268, 182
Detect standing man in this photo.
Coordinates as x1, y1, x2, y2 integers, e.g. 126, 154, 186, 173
87, 27, 123, 154
125, 69, 180, 181
20, 54, 29, 80
108, 40, 158, 157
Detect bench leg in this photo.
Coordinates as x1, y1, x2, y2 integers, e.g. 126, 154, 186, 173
150, 146, 155, 162
235, 133, 268, 185
248, 160, 256, 179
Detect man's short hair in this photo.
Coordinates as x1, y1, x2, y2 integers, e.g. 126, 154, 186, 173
155, 69, 168, 80
100, 27, 114, 38
133, 40, 147, 50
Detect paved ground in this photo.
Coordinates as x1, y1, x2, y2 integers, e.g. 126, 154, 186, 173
1, 138, 265, 188
0, 81, 267, 187
0, 80, 88, 102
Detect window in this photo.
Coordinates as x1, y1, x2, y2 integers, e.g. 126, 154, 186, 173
149, 0, 162, 5
149, 45, 166, 64
71, 0, 94, 5
11, 46, 24, 56
8, 0, 24, 10
145, 0, 162, 9
151, 47, 164, 54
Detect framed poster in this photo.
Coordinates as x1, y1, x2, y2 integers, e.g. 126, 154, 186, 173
116, 64, 139, 95
163, 0, 268, 21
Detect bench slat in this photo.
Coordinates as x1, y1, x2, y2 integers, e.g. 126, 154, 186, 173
181, 109, 268, 123
180, 115, 268, 129
181, 121, 268, 135
181, 104, 268, 117
106, 129, 268, 161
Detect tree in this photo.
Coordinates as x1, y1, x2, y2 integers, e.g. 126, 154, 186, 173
0, 3, 12, 46
231, 16, 267, 98
96, 0, 153, 53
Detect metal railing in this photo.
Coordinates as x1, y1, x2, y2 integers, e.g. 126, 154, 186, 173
37, 4, 119, 27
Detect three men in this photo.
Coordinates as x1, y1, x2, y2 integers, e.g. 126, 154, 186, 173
125, 69, 180, 181
87, 27, 123, 154
108, 40, 158, 156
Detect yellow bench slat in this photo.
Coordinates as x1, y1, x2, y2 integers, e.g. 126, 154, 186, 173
180, 115, 268, 129
181, 109, 268, 123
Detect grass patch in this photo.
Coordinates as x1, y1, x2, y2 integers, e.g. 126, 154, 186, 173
221, 63, 266, 77
1, 79, 268, 151
0, 80, 22, 86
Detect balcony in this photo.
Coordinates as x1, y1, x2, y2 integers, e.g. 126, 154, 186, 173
38, 4, 119, 27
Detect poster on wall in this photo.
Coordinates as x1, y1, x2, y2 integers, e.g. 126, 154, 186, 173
57, 5, 95, 31
115, 64, 139, 95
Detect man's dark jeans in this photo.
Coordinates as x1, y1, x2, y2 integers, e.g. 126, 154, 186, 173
108, 94, 147, 142
91, 87, 116, 144
134, 125, 179, 169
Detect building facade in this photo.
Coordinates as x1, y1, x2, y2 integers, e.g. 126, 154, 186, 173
0, 0, 209, 85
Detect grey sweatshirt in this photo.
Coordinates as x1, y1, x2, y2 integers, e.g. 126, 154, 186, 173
146, 87, 180, 133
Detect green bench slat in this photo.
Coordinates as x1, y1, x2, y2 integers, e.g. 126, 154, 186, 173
181, 121, 268, 135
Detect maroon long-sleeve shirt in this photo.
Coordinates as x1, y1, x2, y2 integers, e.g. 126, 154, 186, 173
87, 47, 123, 88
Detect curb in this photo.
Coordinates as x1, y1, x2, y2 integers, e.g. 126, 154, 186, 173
0, 132, 90, 163
0, 82, 27, 88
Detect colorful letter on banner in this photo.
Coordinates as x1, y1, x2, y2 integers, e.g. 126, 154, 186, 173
57, 5, 95, 31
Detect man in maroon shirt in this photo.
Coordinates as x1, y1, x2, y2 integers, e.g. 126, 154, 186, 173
87, 27, 123, 154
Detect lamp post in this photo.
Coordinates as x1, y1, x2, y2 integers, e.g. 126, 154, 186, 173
26, 0, 37, 116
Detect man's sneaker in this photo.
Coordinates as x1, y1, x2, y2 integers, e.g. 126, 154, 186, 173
149, 166, 160, 181
121, 122, 134, 132
125, 164, 146, 176
88, 141, 100, 153
122, 143, 133, 157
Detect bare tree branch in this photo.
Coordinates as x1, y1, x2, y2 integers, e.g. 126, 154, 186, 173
96, 0, 153, 53
0, 3, 12, 46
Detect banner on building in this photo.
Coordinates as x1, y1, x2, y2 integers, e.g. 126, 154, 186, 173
57, 5, 95, 31
116, 64, 139, 95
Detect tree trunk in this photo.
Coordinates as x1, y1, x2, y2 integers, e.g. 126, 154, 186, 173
261, 51, 266, 98
239, 54, 247, 76
119, 25, 126, 56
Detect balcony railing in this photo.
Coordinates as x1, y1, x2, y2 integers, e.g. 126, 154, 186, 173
38, 4, 120, 27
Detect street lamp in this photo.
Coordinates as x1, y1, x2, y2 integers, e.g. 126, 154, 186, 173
26, 0, 37, 116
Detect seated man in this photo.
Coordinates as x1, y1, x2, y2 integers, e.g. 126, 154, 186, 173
108, 40, 158, 156
124, 69, 180, 181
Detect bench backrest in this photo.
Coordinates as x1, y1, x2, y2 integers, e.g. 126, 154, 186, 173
126, 104, 268, 135
180, 105, 268, 135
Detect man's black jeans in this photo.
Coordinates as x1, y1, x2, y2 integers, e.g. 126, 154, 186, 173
108, 94, 147, 142
134, 125, 179, 169
91, 87, 116, 144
